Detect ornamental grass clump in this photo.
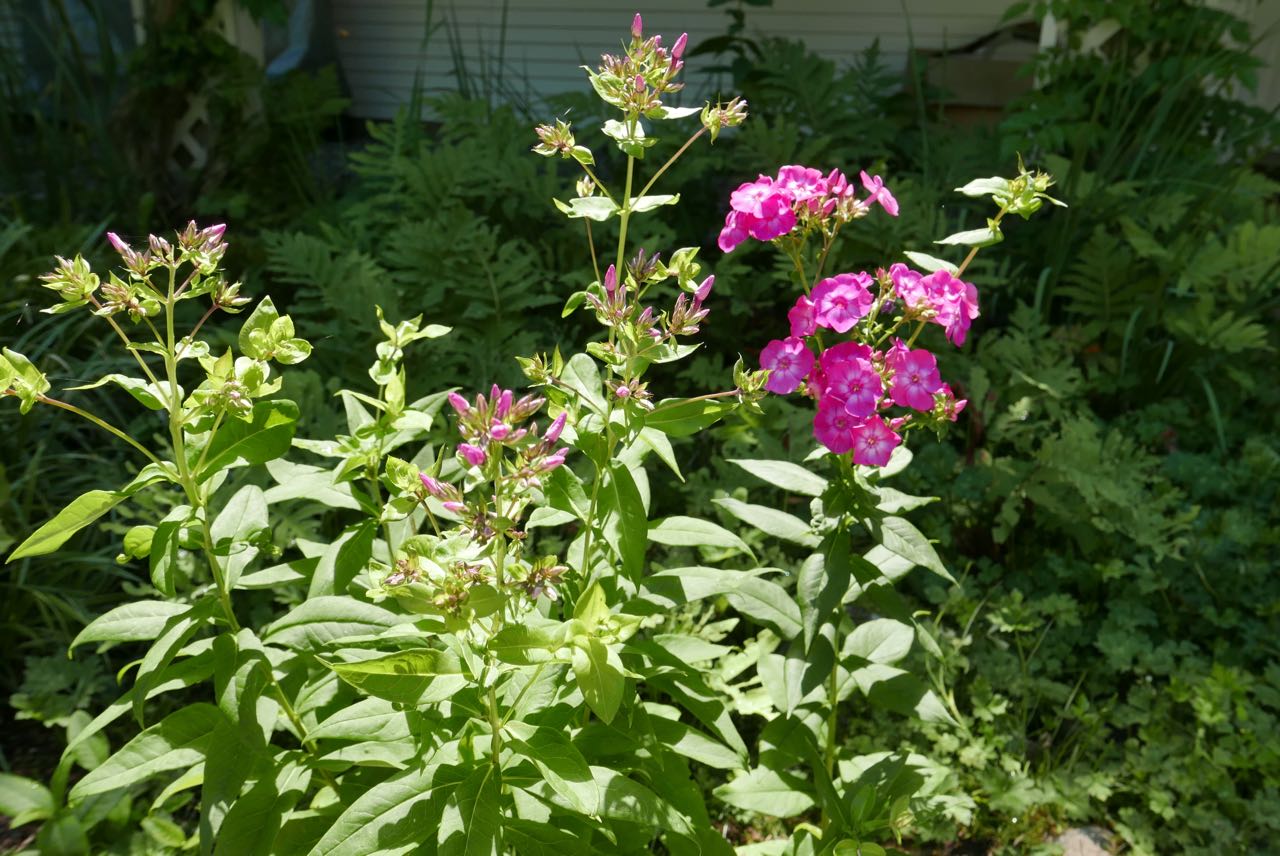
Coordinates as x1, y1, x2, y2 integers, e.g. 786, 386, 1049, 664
0, 14, 1059, 854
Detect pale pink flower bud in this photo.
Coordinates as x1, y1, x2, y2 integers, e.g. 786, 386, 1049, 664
495, 389, 513, 418
672, 33, 688, 60
694, 275, 714, 303
539, 449, 568, 472
447, 392, 470, 414
106, 232, 131, 256
631, 12, 643, 39
616, 385, 631, 398
458, 443, 488, 467
490, 420, 511, 440
201, 223, 227, 244
604, 264, 618, 296
544, 412, 567, 443
419, 473, 446, 497
442, 501, 466, 513
634, 74, 645, 92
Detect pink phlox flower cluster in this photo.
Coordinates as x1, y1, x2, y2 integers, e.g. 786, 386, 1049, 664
446, 385, 568, 479
759, 337, 814, 394
888, 263, 980, 346
718, 165, 899, 253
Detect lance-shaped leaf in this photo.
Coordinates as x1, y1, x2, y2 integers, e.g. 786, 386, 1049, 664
438, 765, 501, 856
572, 636, 625, 724
264, 597, 406, 650
648, 516, 753, 556
69, 704, 225, 802
10, 489, 126, 562
713, 497, 818, 548
506, 724, 598, 817
70, 600, 190, 650
325, 649, 464, 705
713, 766, 816, 818
729, 459, 828, 497
67, 373, 175, 410
197, 399, 299, 480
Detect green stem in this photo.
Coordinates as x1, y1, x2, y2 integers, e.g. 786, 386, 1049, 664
614, 154, 635, 282
636, 126, 706, 199
585, 220, 602, 286
35, 396, 165, 468
89, 297, 163, 389
577, 161, 616, 205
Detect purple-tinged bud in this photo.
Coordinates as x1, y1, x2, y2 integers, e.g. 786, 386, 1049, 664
634, 74, 645, 92
419, 473, 447, 497
490, 420, 511, 441
490, 383, 502, 402
148, 234, 172, 256
458, 443, 488, 468
447, 392, 470, 414
604, 264, 618, 296
695, 274, 714, 303
106, 232, 132, 257
672, 32, 688, 60
539, 449, 568, 472
631, 12, 642, 40
637, 306, 655, 326
201, 223, 227, 246
495, 389, 513, 418
442, 501, 466, 513
544, 412, 567, 444
616, 385, 631, 399
653, 35, 662, 49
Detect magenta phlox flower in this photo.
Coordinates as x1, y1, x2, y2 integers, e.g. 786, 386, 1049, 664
813, 396, 857, 453
818, 357, 882, 418
887, 346, 943, 411
859, 170, 899, 217
730, 177, 787, 217
851, 415, 901, 466
818, 341, 874, 376
920, 270, 980, 345
718, 210, 753, 253
760, 336, 814, 394
788, 295, 816, 337
812, 272, 874, 333
776, 165, 827, 206
889, 263, 929, 311
746, 195, 797, 241
458, 443, 487, 468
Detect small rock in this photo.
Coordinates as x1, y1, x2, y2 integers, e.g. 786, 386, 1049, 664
1053, 826, 1111, 856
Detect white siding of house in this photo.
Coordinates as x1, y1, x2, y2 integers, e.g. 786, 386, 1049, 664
330, 0, 1016, 119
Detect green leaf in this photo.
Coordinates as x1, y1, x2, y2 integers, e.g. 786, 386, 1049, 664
629, 194, 680, 213
644, 397, 735, 437
902, 251, 958, 274
844, 619, 914, 665
797, 533, 853, 650
954, 176, 1011, 198
935, 226, 1002, 247
67, 373, 171, 410
585, 766, 695, 838
729, 459, 828, 497
604, 463, 647, 580
310, 698, 411, 743
489, 620, 570, 665
264, 597, 406, 650
648, 716, 740, 770
69, 704, 225, 802
36, 814, 89, 855
8, 489, 127, 562
713, 497, 818, 547
635, 566, 749, 611
560, 353, 606, 416
508, 726, 598, 816
757, 652, 807, 715
714, 767, 815, 817
198, 400, 299, 481
572, 637, 624, 724
213, 755, 312, 856
648, 516, 752, 555
306, 753, 467, 856
848, 664, 955, 725
554, 196, 620, 222
211, 485, 268, 590
439, 766, 500, 856
133, 600, 214, 725
725, 576, 802, 639
875, 516, 952, 582
149, 505, 191, 598
70, 600, 190, 650
326, 649, 464, 705
0, 347, 50, 414
649, 105, 702, 120
0, 773, 54, 826
264, 460, 360, 510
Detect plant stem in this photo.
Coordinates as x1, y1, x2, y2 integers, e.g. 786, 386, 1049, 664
88, 297, 164, 388
614, 154, 635, 282
35, 396, 165, 467
636, 126, 705, 199
955, 206, 1009, 278
585, 221, 602, 286
577, 161, 616, 205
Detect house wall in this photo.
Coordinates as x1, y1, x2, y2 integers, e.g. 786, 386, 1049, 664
329, 0, 1016, 119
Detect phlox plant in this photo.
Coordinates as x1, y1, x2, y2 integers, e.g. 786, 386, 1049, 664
0, 13, 1059, 856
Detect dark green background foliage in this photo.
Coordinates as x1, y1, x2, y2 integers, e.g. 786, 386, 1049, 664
1, 0, 1276, 852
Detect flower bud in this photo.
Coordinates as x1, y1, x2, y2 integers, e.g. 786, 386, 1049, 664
447, 392, 470, 414
458, 443, 488, 468
539, 449, 568, 472
694, 275, 714, 303
604, 264, 618, 296
106, 232, 132, 258
631, 12, 643, 40
672, 32, 688, 60
419, 473, 447, 497
495, 388, 513, 418
490, 420, 511, 440
634, 74, 645, 92
442, 500, 466, 513
615, 385, 631, 399
544, 412, 567, 444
